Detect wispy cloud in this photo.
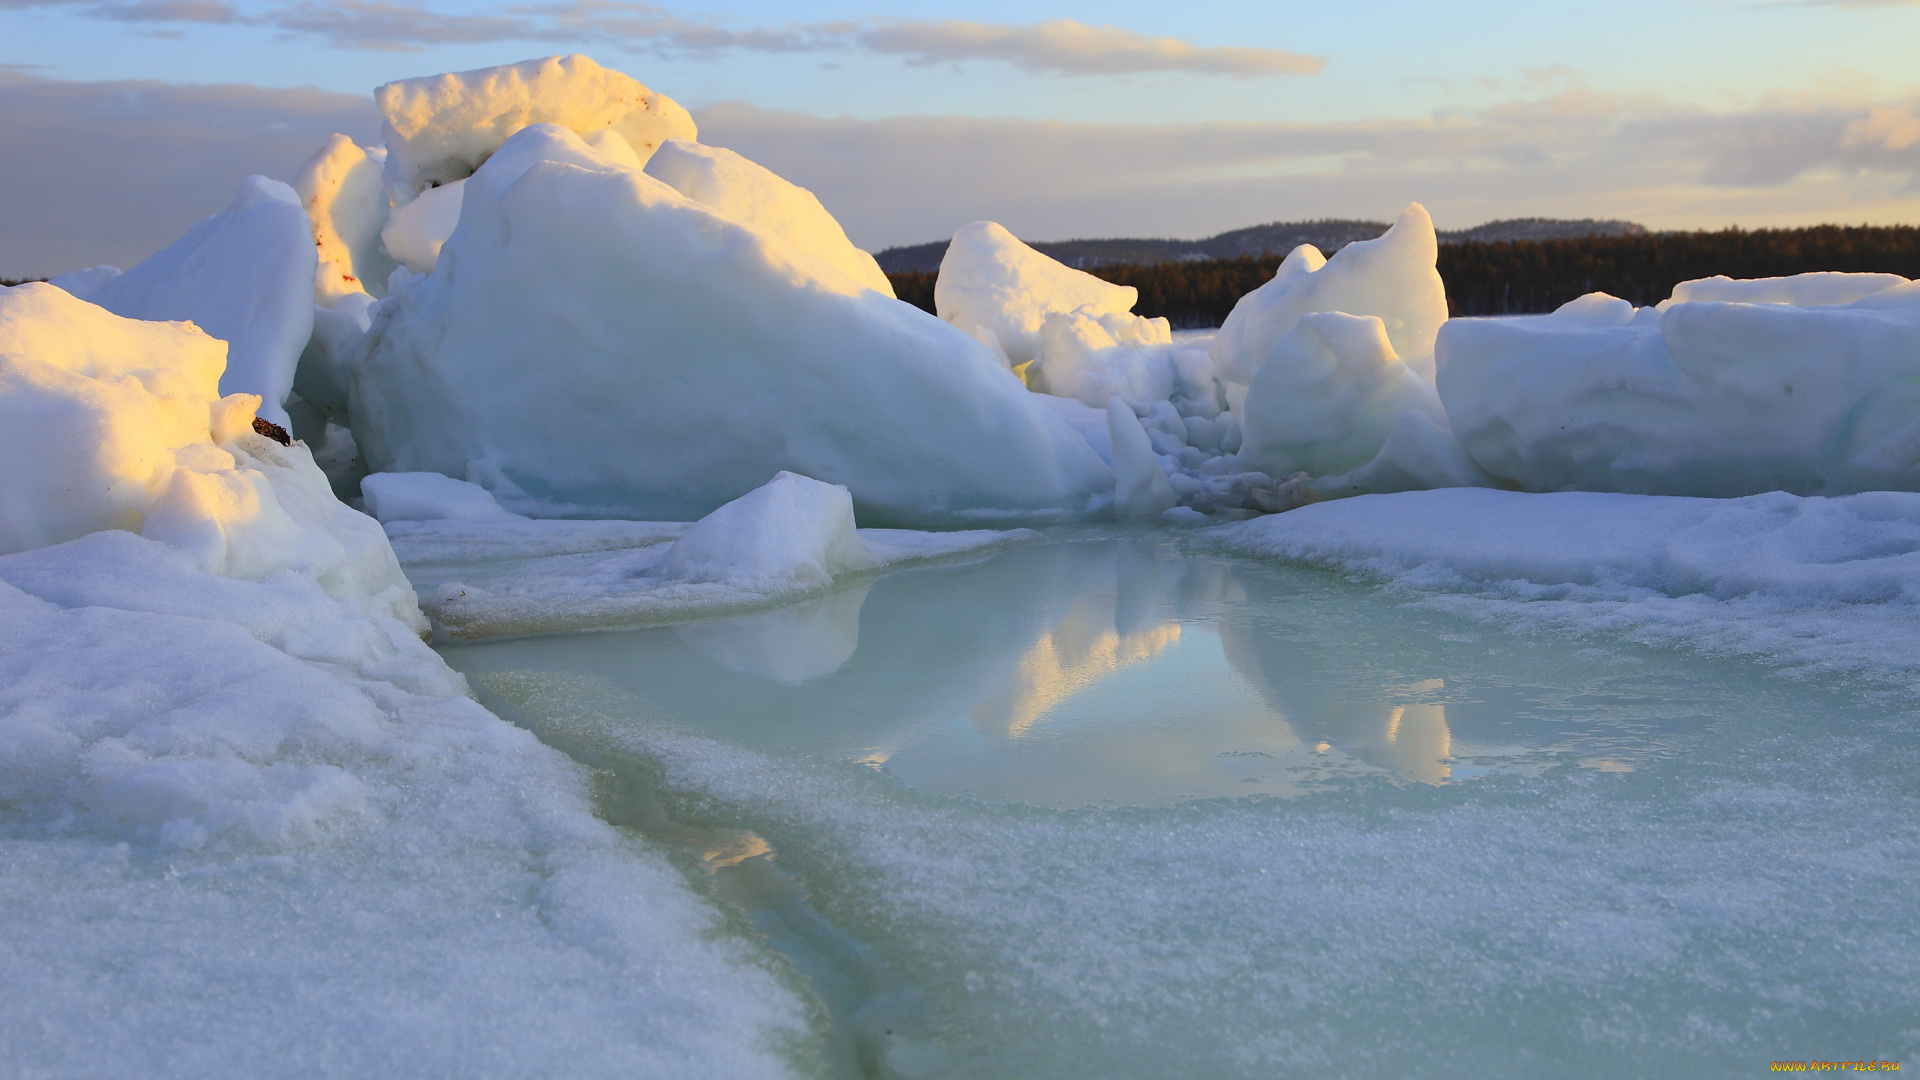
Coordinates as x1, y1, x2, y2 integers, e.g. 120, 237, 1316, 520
0, 0, 1325, 77
854, 19, 1322, 77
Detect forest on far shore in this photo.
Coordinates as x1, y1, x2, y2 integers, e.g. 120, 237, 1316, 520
888, 225, 1920, 327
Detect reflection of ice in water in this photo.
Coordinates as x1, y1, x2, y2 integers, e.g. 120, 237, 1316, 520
445, 537, 1707, 807
674, 584, 870, 686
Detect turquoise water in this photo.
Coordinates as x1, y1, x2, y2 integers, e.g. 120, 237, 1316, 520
439, 535, 1919, 1078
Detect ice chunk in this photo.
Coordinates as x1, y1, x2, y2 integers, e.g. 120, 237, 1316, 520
1310, 409, 1498, 496
1236, 311, 1447, 479
292, 134, 397, 304
1108, 400, 1178, 519
1029, 305, 1179, 406
361, 471, 522, 524
646, 140, 894, 297
657, 472, 876, 590
935, 222, 1139, 367
381, 178, 465, 275
88, 176, 317, 427
376, 54, 695, 203
1660, 271, 1906, 310
353, 125, 1112, 525
1209, 205, 1448, 385
1437, 280, 1920, 496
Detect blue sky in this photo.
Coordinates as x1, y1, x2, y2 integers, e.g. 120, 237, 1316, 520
3, 0, 1919, 275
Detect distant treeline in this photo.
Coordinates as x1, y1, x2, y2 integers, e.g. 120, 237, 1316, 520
888, 225, 1920, 326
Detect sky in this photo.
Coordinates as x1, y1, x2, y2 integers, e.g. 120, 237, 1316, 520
3, 0, 1919, 276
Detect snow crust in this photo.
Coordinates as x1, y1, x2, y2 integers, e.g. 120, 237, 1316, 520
352, 124, 1112, 525
376, 54, 695, 203
1214, 486, 1920, 685
83, 177, 318, 427
645, 140, 893, 297
935, 221, 1141, 367
0, 278, 814, 1073
1437, 279, 1920, 497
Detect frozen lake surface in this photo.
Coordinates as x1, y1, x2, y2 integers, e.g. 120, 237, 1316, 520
438, 533, 1919, 1077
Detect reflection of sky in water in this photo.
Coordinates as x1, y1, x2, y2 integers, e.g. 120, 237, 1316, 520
442, 537, 1725, 808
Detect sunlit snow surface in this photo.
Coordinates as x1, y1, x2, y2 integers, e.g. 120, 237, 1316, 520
434, 522, 1920, 1078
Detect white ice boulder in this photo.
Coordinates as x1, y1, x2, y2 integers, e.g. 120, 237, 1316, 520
381, 177, 466, 275
1437, 278, 1920, 497
376, 54, 695, 204
657, 471, 876, 591
361, 471, 522, 524
646, 140, 894, 297
1107, 400, 1178, 519
1309, 409, 1497, 497
47, 264, 123, 302
353, 125, 1113, 525
292, 134, 396, 305
87, 176, 318, 427
1028, 304, 1187, 407
1236, 311, 1447, 479
935, 221, 1140, 366
1210, 205, 1448, 387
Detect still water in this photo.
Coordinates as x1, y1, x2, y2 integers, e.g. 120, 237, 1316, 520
440, 535, 1919, 1078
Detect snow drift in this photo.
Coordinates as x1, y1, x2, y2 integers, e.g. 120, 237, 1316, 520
1437, 277, 1920, 497
352, 125, 1112, 525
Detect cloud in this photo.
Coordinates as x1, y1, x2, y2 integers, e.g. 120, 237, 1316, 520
0, 71, 378, 276
853, 19, 1322, 77
692, 92, 1920, 249
4, 70, 1917, 277
0, 0, 1325, 76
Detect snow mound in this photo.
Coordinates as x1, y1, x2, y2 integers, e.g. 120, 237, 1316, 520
362, 471, 523, 523
1213, 486, 1920, 686
376, 54, 695, 203
292, 134, 396, 305
935, 221, 1140, 367
1209, 205, 1448, 387
646, 140, 893, 297
1236, 311, 1446, 478
1437, 278, 1920, 497
85, 176, 318, 427
47, 264, 122, 302
657, 472, 876, 590
353, 124, 1112, 526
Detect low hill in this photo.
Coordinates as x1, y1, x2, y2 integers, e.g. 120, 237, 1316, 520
873, 218, 1647, 273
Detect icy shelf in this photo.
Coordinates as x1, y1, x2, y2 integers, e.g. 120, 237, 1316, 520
435, 533, 1920, 1077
